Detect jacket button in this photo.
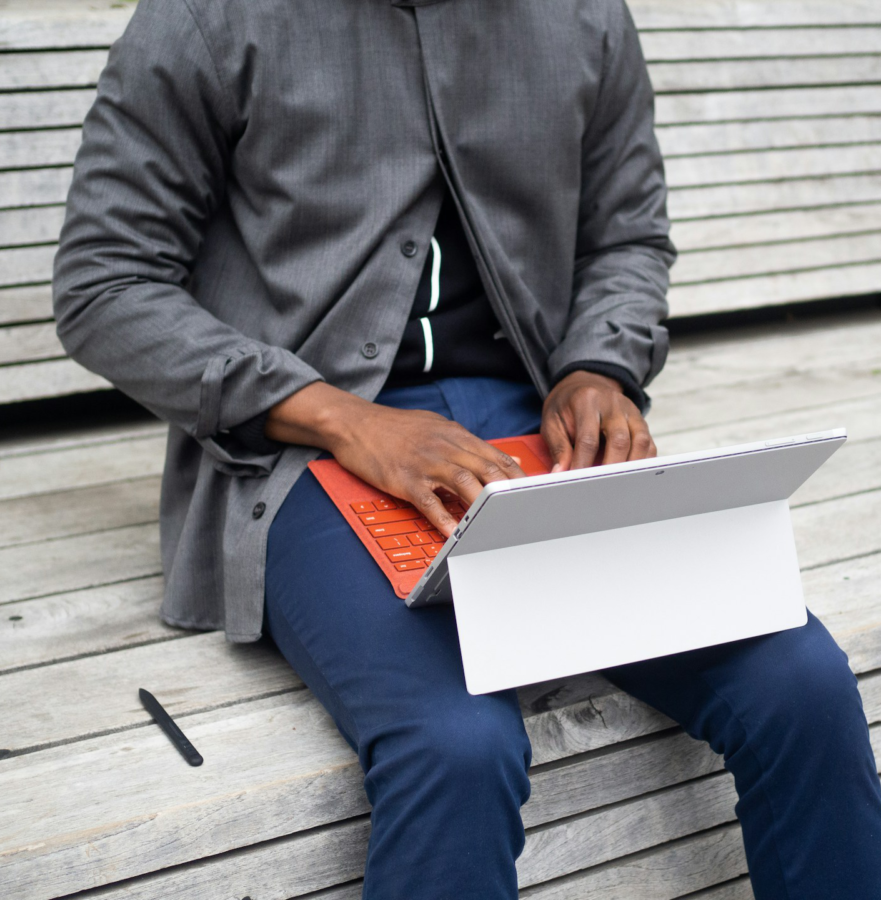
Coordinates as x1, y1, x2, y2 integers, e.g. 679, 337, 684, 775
361, 342, 379, 359
400, 240, 418, 258
252, 502, 266, 519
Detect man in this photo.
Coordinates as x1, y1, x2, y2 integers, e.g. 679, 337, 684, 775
53, 1, 881, 897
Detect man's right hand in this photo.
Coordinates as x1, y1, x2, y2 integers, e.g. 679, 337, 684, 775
264, 382, 526, 537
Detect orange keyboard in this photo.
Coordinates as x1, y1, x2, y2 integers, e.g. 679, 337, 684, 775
308, 435, 552, 599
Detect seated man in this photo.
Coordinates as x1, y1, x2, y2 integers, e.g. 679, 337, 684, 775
53, 1, 881, 897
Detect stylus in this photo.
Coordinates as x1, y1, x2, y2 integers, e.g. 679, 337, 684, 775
139, 688, 204, 766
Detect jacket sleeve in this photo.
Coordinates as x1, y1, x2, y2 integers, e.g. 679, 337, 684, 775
52, 0, 323, 474
546, 0, 676, 401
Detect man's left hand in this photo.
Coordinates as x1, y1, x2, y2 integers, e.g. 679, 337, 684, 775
541, 370, 657, 472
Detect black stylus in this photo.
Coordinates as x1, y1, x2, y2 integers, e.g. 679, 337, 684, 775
139, 688, 204, 766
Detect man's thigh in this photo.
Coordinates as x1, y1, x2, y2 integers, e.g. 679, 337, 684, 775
263, 378, 544, 755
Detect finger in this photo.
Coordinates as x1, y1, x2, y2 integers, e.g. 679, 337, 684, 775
570, 408, 603, 469
454, 434, 527, 482
436, 460, 494, 507
541, 413, 574, 472
408, 483, 461, 538
600, 415, 632, 466
627, 418, 656, 462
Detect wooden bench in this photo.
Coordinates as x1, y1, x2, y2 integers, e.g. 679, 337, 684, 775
2, 1, 881, 898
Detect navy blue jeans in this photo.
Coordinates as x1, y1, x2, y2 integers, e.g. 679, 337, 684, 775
265, 377, 881, 899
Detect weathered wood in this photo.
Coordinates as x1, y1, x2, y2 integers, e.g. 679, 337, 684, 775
0, 167, 73, 210
672, 204, 881, 253
656, 392, 881, 457
0, 284, 53, 326
657, 86, 881, 126
789, 438, 881, 508
629, 0, 881, 29
654, 309, 881, 398
669, 174, 881, 220
0, 521, 161, 604
0, 356, 111, 404
0, 475, 160, 549
0, 245, 58, 287
0, 429, 165, 500
651, 368, 881, 445
0, 632, 303, 754
793, 489, 881, 570
521, 827, 747, 900
666, 144, 881, 190
0, 49, 108, 90
674, 233, 881, 285
0, 205, 66, 249
683, 878, 753, 900
0, 89, 95, 131
0, 1, 135, 51
642, 27, 881, 62
0, 321, 63, 364
667, 264, 881, 316
0, 577, 178, 674
651, 56, 881, 94
0, 128, 82, 170
658, 116, 881, 157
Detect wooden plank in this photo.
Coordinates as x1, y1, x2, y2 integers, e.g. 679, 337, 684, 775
0, 49, 108, 90
0, 321, 62, 364
655, 309, 881, 398
642, 27, 881, 62
628, 0, 881, 29
0, 1, 134, 51
673, 233, 881, 284
671, 204, 881, 252
0, 284, 53, 325
0, 356, 111, 404
655, 393, 881, 457
790, 437, 881, 508
667, 263, 881, 316
0, 632, 303, 754
668, 174, 881, 220
666, 144, 881, 190
0, 475, 160, 549
0, 430, 165, 500
0, 244, 57, 287
657, 86, 881, 126
682, 879, 753, 900
0, 88, 95, 130
793, 489, 881, 571
0, 205, 66, 248
658, 116, 881, 157
651, 56, 881, 94
0, 128, 82, 169
0, 521, 161, 604
0, 167, 73, 210
653, 373, 881, 450
0, 576, 179, 674
521, 828, 747, 900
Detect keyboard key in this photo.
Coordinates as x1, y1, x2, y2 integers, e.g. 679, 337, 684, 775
394, 559, 426, 572
385, 547, 425, 562
409, 532, 432, 546
428, 530, 444, 542
367, 521, 419, 537
413, 518, 431, 531
359, 508, 422, 526
374, 498, 398, 511
447, 502, 466, 516
351, 501, 375, 514
424, 543, 443, 557
377, 535, 411, 550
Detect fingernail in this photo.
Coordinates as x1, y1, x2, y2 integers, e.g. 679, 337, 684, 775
551, 463, 562, 473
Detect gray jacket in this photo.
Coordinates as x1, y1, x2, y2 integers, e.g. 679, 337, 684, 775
53, 0, 675, 641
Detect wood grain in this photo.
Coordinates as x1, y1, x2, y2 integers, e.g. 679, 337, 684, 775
0, 206, 66, 249
0, 357, 111, 404
0, 321, 63, 364
0, 49, 108, 90
0, 284, 53, 326
0, 167, 73, 210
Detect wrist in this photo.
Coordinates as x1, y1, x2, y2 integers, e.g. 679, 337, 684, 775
265, 382, 369, 450
558, 369, 623, 394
